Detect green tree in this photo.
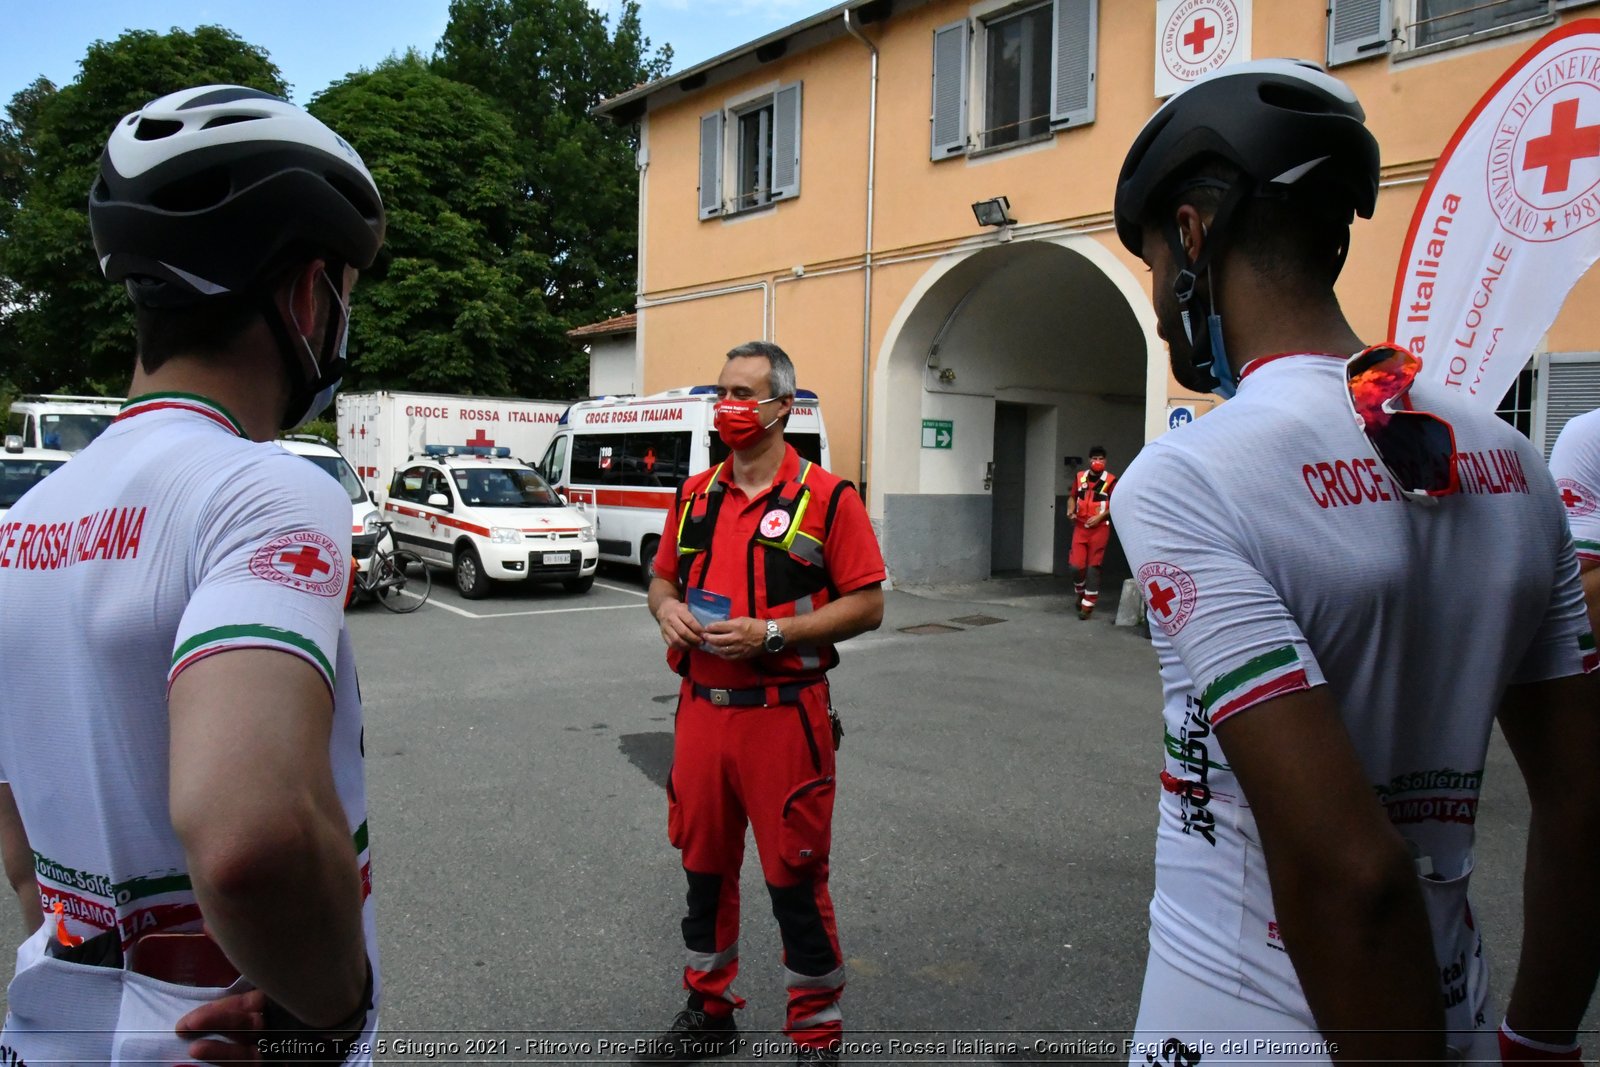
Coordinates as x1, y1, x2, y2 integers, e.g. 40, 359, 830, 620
435, 0, 671, 395
309, 54, 529, 395
0, 27, 285, 396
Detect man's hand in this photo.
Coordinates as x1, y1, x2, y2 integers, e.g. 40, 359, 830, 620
648, 576, 702, 651
176, 989, 265, 1065
654, 598, 704, 651
702, 617, 765, 660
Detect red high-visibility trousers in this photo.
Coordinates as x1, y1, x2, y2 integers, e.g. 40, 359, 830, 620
1069, 522, 1111, 570
668, 679, 844, 1048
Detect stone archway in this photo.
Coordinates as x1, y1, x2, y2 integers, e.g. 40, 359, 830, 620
871, 235, 1161, 585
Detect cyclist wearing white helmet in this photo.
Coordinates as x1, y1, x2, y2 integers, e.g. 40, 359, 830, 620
0, 85, 384, 1065
1110, 60, 1599, 1063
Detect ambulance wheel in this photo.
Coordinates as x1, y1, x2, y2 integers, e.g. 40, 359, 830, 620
563, 576, 594, 594
639, 536, 659, 590
455, 546, 492, 599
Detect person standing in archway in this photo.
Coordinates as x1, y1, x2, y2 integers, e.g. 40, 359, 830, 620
1068, 445, 1116, 619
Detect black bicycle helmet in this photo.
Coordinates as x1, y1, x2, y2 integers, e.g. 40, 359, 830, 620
90, 85, 385, 307
1113, 59, 1379, 256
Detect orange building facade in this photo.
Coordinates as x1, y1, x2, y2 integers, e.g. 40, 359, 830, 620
597, 0, 1600, 584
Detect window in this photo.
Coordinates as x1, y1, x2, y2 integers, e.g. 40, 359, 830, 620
931, 0, 1097, 161
540, 435, 568, 485
393, 466, 431, 504
981, 3, 1053, 149
1331, 0, 1600, 64
1496, 361, 1536, 439
698, 83, 802, 220
1411, 0, 1547, 48
736, 102, 775, 211
571, 432, 692, 487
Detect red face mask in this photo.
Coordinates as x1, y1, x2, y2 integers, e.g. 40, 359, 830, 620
714, 397, 779, 451
1089, 459, 1106, 473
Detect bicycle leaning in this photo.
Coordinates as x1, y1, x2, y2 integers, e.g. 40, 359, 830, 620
351, 521, 431, 613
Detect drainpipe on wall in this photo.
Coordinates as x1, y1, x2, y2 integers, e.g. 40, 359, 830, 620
843, 9, 878, 501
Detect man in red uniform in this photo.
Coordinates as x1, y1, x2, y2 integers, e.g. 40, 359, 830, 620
1068, 445, 1115, 619
644, 341, 885, 1066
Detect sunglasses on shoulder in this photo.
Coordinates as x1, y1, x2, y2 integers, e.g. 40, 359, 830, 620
1345, 344, 1460, 504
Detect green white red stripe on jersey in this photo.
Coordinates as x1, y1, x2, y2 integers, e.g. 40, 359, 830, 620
1201, 645, 1312, 724
1576, 538, 1600, 564
36, 820, 371, 942
117, 392, 247, 438
170, 623, 334, 693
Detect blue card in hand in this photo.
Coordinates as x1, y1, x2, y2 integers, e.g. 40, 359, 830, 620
687, 589, 732, 654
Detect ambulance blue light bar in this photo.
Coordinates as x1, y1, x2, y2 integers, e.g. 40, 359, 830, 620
424, 444, 511, 458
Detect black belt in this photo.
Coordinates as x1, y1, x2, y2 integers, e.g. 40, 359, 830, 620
691, 679, 820, 707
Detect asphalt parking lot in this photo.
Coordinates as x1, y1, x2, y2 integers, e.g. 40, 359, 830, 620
0, 564, 1588, 1059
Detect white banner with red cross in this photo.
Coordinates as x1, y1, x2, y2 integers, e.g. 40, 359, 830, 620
1155, 0, 1253, 99
1392, 20, 1600, 407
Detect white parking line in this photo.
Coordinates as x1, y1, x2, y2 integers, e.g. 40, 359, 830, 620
460, 602, 643, 619
399, 586, 649, 620
595, 579, 649, 598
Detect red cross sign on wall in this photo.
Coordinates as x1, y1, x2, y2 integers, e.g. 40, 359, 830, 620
466, 429, 496, 449
1183, 17, 1216, 56
1524, 98, 1600, 195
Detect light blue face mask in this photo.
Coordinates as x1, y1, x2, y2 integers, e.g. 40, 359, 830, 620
287, 274, 349, 429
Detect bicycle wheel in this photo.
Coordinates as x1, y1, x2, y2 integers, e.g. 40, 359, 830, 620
379, 550, 431, 613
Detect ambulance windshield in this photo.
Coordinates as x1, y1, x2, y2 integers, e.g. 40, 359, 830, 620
456, 466, 564, 508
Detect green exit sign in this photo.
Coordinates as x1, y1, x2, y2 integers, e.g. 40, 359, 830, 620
921, 419, 953, 449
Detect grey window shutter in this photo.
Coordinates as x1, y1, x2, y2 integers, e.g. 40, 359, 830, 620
1327, 0, 1392, 67
1050, 0, 1097, 127
930, 20, 969, 160
698, 110, 724, 220
1542, 358, 1600, 457
771, 82, 802, 201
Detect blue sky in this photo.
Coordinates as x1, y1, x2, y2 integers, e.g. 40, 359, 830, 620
0, 0, 822, 107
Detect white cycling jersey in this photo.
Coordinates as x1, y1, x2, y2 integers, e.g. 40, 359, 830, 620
1112, 354, 1593, 1062
0, 393, 377, 1064
1548, 406, 1600, 567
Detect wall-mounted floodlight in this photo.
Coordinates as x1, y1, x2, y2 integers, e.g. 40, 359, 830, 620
971, 196, 1014, 227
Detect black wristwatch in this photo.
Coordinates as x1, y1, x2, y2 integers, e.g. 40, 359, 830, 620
763, 619, 785, 654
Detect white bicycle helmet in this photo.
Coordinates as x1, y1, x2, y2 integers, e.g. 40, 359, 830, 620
90, 85, 385, 308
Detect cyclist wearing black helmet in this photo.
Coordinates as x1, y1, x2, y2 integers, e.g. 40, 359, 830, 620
0, 86, 385, 1065
1110, 61, 1599, 1063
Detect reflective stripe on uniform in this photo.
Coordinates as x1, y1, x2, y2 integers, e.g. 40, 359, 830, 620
784, 964, 846, 991
686, 942, 739, 974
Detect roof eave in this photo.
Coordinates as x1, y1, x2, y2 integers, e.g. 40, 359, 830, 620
593, 0, 915, 124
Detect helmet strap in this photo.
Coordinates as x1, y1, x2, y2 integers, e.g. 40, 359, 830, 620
260, 263, 350, 430
1165, 180, 1251, 399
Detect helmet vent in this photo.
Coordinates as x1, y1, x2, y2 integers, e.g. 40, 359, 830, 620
326, 171, 381, 222
149, 167, 232, 212
134, 118, 183, 141
1257, 83, 1338, 115
201, 114, 260, 130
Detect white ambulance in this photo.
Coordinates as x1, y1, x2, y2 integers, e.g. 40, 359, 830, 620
383, 445, 599, 598
337, 391, 569, 502
536, 386, 829, 580
6, 395, 123, 453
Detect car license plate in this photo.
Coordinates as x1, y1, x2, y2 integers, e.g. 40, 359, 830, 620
542, 552, 572, 566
